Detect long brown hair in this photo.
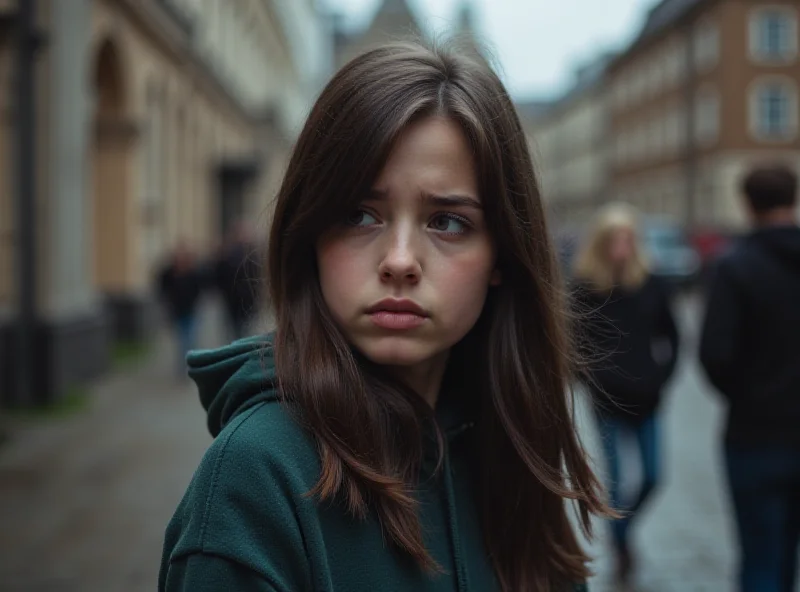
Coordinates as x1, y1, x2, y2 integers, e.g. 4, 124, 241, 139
268, 40, 609, 591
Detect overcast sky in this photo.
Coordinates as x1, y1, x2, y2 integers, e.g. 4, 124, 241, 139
323, 0, 654, 100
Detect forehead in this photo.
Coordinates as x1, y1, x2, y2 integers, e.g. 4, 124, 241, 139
372, 116, 477, 198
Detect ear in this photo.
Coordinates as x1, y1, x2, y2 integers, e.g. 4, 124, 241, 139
490, 268, 502, 286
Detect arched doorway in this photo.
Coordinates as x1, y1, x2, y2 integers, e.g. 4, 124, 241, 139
90, 37, 136, 294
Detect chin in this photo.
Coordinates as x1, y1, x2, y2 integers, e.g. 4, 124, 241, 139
354, 335, 437, 368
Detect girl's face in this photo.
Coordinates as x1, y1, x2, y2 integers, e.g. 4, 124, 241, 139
316, 116, 500, 388
605, 227, 636, 269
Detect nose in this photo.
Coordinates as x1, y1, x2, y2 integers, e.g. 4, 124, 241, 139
378, 225, 422, 284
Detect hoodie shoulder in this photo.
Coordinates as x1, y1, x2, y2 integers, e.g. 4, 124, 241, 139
161, 398, 320, 590
187, 335, 282, 437
210, 394, 321, 493
185, 332, 322, 492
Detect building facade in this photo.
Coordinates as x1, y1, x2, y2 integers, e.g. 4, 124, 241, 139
520, 56, 613, 229
608, 0, 800, 229
0, 0, 329, 404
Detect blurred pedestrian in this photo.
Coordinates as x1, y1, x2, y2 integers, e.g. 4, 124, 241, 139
213, 220, 262, 340
699, 164, 800, 592
572, 203, 680, 585
157, 241, 206, 378
159, 41, 609, 592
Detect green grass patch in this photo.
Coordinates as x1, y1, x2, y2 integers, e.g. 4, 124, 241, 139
7, 386, 89, 420
112, 340, 151, 368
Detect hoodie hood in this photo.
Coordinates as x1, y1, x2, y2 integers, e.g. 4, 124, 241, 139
188, 333, 477, 440
187, 335, 277, 437
752, 225, 800, 274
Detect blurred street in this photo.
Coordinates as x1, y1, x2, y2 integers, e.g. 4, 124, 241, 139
0, 301, 229, 592
0, 293, 742, 592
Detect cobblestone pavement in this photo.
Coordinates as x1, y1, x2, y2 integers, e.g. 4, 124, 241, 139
0, 295, 746, 591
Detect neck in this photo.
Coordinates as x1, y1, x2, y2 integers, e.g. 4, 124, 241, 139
389, 351, 450, 408
754, 206, 797, 228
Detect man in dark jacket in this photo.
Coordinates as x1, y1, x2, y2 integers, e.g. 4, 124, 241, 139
699, 164, 800, 592
158, 242, 206, 378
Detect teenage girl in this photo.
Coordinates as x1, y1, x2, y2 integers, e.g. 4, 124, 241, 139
159, 40, 609, 592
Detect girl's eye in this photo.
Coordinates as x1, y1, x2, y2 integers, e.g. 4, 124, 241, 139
346, 209, 378, 227
430, 214, 470, 235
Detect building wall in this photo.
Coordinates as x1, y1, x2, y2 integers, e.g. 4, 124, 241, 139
608, 0, 800, 229
0, 42, 15, 313
526, 84, 609, 228
0, 0, 327, 320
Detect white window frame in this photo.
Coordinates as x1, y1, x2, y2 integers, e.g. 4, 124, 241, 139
675, 106, 687, 150
629, 65, 645, 106
748, 76, 799, 142
749, 6, 799, 64
671, 38, 688, 83
693, 19, 720, 72
662, 107, 677, 155
648, 112, 664, 159
646, 53, 663, 97
694, 85, 720, 147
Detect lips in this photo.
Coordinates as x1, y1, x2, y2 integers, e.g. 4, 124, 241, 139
365, 298, 429, 317
366, 299, 429, 330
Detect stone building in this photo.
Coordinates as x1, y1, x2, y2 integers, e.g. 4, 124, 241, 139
607, 0, 800, 229
520, 55, 615, 228
0, 0, 330, 404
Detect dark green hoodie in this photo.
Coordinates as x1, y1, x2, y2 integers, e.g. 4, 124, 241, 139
159, 336, 589, 591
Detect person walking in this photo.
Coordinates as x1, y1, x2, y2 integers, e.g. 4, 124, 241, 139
572, 203, 680, 585
157, 241, 206, 378
213, 221, 262, 340
699, 164, 800, 592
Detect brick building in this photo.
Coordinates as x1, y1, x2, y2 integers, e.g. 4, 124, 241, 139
608, 0, 799, 229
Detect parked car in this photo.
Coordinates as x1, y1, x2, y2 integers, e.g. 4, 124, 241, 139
641, 219, 701, 288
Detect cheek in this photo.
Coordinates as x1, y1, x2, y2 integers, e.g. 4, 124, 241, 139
317, 240, 367, 310
431, 247, 496, 310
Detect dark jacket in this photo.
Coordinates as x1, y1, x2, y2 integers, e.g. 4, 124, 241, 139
574, 275, 680, 420
699, 225, 800, 448
157, 263, 205, 320
159, 336, 587, 592
214, 243, 261, 321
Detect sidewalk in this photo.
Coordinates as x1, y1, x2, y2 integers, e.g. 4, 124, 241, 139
0, 300, 232, 592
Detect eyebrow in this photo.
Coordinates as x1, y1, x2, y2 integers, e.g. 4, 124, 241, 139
367, 189, 483, 210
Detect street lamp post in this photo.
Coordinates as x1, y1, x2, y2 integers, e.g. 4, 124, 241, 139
14, 0, 38, 407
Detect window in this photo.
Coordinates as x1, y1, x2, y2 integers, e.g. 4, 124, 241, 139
619, 76, 632, 109
693, 21, 720, 72
749, 7, 798, 62
749, 79, 798, 141
662, 107, 680, 154
617, 130, 631, 166
694, 87, 720, 146
634, 67, 648, 102
647, 114, 664, 158
631, 124, 647, 162
667, 39, 688, 83
674, 106, 688, 149
646, 55, 663, 97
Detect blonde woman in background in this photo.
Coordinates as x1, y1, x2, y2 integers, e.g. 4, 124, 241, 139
572, 203, 680, 586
